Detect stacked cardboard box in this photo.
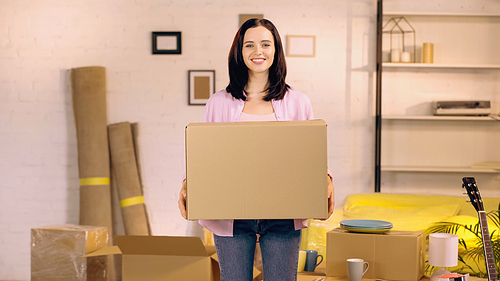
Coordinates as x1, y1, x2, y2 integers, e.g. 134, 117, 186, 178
326, 228, 425, 281
31, 224, 108, 281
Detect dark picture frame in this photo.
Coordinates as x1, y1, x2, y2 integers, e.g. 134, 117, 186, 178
152, 32, 181, 54
188, 70, 215, 105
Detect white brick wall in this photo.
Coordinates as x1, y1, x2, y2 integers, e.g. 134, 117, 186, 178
0, 0, 383, 279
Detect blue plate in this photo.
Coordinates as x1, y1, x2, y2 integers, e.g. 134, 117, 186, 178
340, 219, 393, 233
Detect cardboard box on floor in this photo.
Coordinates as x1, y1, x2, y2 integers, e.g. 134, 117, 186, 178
84, 235, 223, 281
31, 224, 108, 281
185, 120, 328, 220
326, 228, 425, 281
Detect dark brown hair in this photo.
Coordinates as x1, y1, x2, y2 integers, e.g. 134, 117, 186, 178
225, 18, 290, 101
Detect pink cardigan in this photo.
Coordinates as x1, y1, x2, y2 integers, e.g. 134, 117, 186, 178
195, 88, 327, 236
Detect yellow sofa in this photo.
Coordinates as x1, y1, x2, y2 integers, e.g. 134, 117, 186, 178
301, 193, 500, 276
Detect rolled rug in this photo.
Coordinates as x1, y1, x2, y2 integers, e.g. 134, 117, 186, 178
70, 66, 115, 280
131, 122, 152, 234
108, 122, 149, 235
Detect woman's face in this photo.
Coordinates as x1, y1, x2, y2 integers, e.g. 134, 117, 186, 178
242, 26, 275, 75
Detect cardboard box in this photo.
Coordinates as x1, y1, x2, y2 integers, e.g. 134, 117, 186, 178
31, 224, 108, 281
185, 120, 328, 220
326, 228, 425, 281
84, 235, 220, 281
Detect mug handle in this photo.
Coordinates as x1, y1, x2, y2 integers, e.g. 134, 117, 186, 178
362, 261, 369, 275
315, 254, 324, 267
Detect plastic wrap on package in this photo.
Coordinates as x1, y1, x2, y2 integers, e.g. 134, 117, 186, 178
31, 224, 108, 281
301, 209, 344, 258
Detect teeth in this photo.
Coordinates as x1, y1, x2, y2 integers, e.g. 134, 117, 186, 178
252, 59, 264, 62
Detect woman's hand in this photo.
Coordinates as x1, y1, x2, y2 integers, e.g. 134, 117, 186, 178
314, 175, 335, 221
178, 180, 187, 219
327, 175, 335, 218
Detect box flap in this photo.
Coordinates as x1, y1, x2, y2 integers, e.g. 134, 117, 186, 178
205, 245, 216, 257
113, 235, 208, 256
83, 245, 121, 257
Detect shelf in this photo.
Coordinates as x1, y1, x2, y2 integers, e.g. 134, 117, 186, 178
383, 63, 500, 69
383, 116, 499, 121
384, 12, 500, 17
381, 166, 500, 173
375, 5, 500, 192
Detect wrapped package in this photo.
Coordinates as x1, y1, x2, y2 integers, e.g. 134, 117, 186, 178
31, 224, 108, 281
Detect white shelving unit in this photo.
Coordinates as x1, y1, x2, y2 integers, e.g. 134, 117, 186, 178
376, 5, 500, 193
383, 63, 500, 69
381, 166, 500, 173
381, 117, 500, 171
383, 115, 498, 121
384, 12, 500, 17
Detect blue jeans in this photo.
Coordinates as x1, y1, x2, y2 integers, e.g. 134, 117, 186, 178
214, 219, 301, 281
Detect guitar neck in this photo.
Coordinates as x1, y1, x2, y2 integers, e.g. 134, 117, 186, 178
479, 211, 498, 281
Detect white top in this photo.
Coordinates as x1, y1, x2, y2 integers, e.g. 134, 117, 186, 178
238, 112, 277, 122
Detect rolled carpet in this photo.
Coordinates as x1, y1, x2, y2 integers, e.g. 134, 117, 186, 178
108, 122, 149, 235
130, 122, 152, 234
70, 66, 114, 280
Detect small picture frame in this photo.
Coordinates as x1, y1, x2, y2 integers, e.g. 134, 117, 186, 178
152, 32, 181, 54
286, 35, 316, 57
239, 14, 264, 26
188, 70, 215, 105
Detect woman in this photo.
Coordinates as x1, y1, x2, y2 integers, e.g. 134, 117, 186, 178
179, 18, 334, 281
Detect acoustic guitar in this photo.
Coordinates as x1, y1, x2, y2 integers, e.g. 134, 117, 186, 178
462, 177, 498, 281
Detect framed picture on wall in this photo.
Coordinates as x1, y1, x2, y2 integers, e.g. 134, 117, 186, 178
239, 14, 264, 26
188, 70, 215, 105
152, 32, 181, 54
286, 35, 316, 57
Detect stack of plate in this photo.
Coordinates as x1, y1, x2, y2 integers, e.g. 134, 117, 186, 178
340, 219, 393, 233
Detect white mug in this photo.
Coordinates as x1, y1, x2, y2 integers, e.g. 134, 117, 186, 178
347, 258, 369, 281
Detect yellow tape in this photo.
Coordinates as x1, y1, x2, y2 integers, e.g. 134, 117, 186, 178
120, 196, 145, 208
80, 177, 110, 186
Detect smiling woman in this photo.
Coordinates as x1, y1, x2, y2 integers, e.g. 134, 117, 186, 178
242, 26, 275, 75
226, 18, 290, 102
178, 18, 335, 281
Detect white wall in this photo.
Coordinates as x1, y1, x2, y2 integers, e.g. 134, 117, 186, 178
4, 0, 497, 280
0, 0, 376, 279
